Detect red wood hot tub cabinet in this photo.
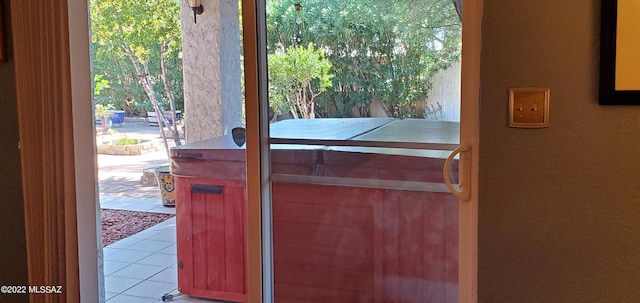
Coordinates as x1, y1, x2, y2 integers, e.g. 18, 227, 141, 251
170, 119, 459, 303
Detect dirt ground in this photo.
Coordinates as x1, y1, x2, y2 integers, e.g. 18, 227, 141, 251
101, 209, 174, 246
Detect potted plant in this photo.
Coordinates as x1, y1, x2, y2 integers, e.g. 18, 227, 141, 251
154, 165, 175, 207
108, 109, 126, 127
95, 104, 113, 132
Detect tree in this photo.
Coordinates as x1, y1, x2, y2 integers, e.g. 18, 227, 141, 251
92, 40, 185, 117
91, 0, 183, 151
267, 0, 461, 118
268, 44, 333, 119
451, 0, 462, 22
92, 43, 152, 116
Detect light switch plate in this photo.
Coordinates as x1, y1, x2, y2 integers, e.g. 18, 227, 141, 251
508, 88, 550, 128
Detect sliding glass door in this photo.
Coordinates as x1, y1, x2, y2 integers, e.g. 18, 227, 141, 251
242, 0, 480, 301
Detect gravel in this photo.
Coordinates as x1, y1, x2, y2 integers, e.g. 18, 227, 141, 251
101, 209, 175, 247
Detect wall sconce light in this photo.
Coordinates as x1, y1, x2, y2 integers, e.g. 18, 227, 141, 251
187, 0, 204, 23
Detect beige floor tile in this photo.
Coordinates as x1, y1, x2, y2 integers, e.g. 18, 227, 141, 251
105, 292, 118, 300
110, 263, 166, 280
136, 253, 177, 267
106, 294, 158, 303
104, 249, 154, 263
126, 239, 173, 252
147, 265, 177, 284
157, 243, 177, 255
104, 276, 144, 293
106, 236, 143, 249
103, 260, 132, 275
122, 280, 176, 299
147, 231, 176, 242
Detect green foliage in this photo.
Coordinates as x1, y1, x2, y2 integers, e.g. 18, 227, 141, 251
268, 44, 333, 119
90, 0, 184, 116
94, 103, 114, 118
115, 134, 137, 146
267, 0, 461, 118
94, 74, 110, 96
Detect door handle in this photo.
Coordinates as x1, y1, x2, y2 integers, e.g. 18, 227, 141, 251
443, 144, 471, 201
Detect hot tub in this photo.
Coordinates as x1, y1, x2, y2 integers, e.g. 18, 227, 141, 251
170, 118, 460, 303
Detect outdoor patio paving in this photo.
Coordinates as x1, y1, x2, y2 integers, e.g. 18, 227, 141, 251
98, 121, 175, 215
103, 217, 228, 303
98, 119, 223, 302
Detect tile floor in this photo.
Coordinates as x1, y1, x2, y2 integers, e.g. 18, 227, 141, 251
98, 121, 225, 302
103, 217, 177, 302
101, 191, 223, 302
102, 216, 225, 303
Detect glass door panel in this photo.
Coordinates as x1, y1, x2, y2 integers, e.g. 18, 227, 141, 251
264, 0, 464, 301
168, 1, 250, 301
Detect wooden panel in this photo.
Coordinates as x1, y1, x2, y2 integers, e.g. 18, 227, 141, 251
273, 201, 373, 228
275, 283, 374, 303
180, 288, 247, 303
271, 149, 320, 164
382, 191, 401, 303
175, 177, 247, 302
321, 150, 459, 183
275, 262, 374, 293
322, 149, 453, 170
272, 183, 381, 302
274, 243, 372, 271
178, 169, 458, 303
272, 183, 458, 303
373, 198, 385, 303
443, 195, 459, 283
273, 222, 373, 250
171, 158, 247, 180
204, 189, 225, 291
191, 184, 208, 290
382, 190, 458, 303
398, 197, 424, 300
224, 185, 247, 293
176, 177, 194, 293
274, 183, 376, 208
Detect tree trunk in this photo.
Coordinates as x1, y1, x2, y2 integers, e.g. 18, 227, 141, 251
122, 44, 171, 158
309, 101, 315, 119
289, 105, 299, 119
160, 42, 182, 146
451, 0, 462, 22
302, 84, 310, 118
308, 86, 322, 119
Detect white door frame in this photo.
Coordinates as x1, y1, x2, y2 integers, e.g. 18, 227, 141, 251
68, 0, 102, 301
458, 1, 483, 302
63, 0, 482, 301
242, 1, 482, 302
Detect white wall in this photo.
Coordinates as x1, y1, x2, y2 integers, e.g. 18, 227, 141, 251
426, 60, 461, 122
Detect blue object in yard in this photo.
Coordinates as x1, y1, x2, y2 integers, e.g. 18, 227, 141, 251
109, 110, 126, 127
100, 115, 112, 131
168, 111, 182, 125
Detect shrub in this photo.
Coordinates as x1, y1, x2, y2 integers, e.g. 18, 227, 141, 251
115, 135, 137, 146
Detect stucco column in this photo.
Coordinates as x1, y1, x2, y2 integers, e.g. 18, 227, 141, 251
181, 0, 243, 143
